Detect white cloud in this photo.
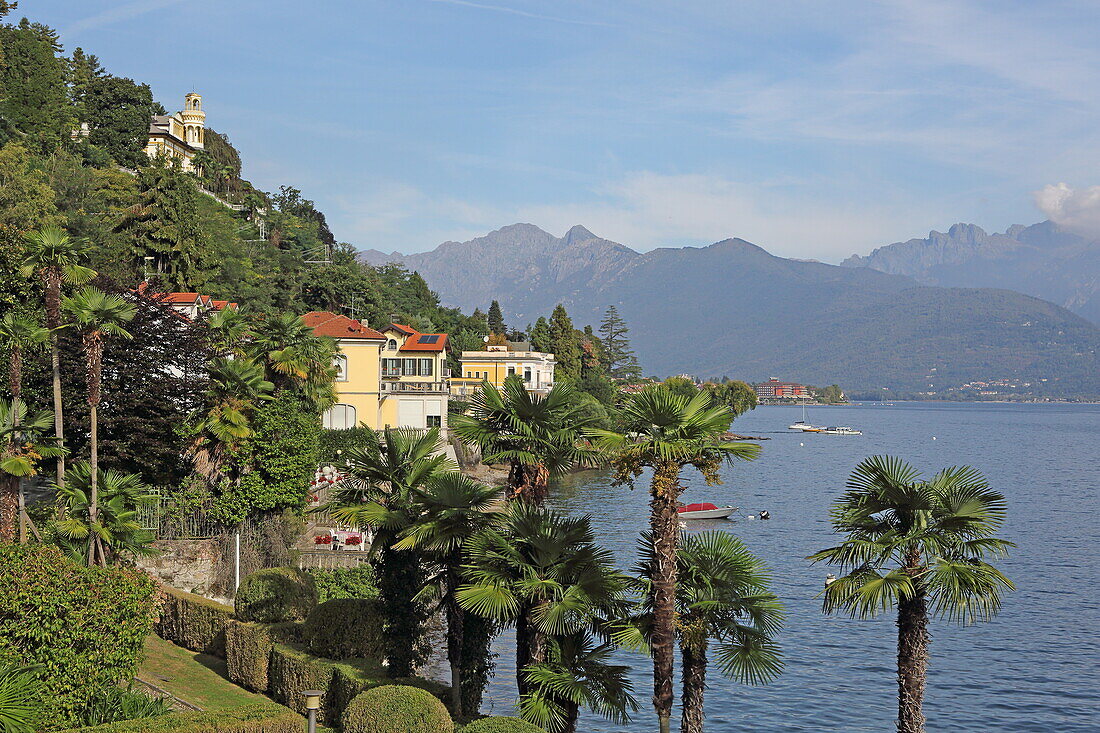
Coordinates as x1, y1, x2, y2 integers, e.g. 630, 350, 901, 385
1034, 183, 1100, 241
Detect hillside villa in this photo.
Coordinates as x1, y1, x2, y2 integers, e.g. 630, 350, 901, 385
450, 342, 556, 398
145, 92, 207, 172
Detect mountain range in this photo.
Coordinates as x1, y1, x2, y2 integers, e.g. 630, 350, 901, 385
360, 223, 1100, 397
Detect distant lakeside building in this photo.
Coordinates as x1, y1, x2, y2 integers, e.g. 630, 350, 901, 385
753, 378, 811, 400
451, 343, 556, 398
145, 92, 206, 172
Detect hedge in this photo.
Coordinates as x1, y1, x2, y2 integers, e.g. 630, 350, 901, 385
267, 644, 338, 725
342, 685, 453, 733
462, 717, 543, 733
303, 598, 386, 659
308, 565, 379, 603
0, 544, 157, 725
155, 586, 233, 657
234, 567, 317, 623
57, 702, 303, 732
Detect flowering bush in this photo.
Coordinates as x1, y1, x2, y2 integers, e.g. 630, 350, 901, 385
344, 535, 362, 546
314, 535, 332, 545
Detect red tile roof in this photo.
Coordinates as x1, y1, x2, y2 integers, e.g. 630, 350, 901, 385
303, 311, 385, 340
387, 323, 417, 335
400, 333, 448, 352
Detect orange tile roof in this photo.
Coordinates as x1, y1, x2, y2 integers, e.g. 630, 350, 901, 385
160, 292, 202, 303
400, 333, 448, 352
387, 323, 417, 336
303, 311, 385, 340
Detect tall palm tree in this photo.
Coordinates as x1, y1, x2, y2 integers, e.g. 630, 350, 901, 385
322, 427, 452, 676
52, 462, 156, 563
61, 287, 136, 566
809, 456, 1015, 733
0, 314, 49, 399
394, 472, 502, 718
204, 307, 251, 357
587, 385, 760, 733
457, 502, 630, 720
248, 313, 338, 409
20, 226, 96, 489
451, 375, 594, 504
0, 400, 65, 542
632, 531, 784, 733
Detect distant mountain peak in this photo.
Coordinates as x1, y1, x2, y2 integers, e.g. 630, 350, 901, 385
563, 224, 597, 243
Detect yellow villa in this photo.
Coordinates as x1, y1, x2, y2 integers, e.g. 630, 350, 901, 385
451, 343, 556, 398
145, 92, 206, 172
303, 312, 449, 432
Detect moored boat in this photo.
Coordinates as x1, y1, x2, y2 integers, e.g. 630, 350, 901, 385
819, 426, 862, 435
677, 502, 736, 519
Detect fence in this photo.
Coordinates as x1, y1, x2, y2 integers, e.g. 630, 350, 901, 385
137, 488, 223, 539
296, 551, 372, 570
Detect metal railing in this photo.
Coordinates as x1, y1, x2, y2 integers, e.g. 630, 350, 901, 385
380, 381, 448, 393
137, 488, 222, 539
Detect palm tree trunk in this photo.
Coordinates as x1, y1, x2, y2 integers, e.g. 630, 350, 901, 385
444, 569, 465, 719
86, 336, 102, 567
50, 331, 65, 490
507, 462, 548, 505
650, 461, 682, 733
0, 474, 18, 542
563, 700, 580, 733
9, 345, 21, 399
681, 635, 708, 733
897, 550, 929, 733
515, 602, 547, 699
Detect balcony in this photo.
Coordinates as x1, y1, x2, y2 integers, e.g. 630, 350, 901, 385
380, 381, 448, 394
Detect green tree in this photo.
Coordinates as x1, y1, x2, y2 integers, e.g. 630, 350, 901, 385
700, 380, 758, 420
323, 427, 451, 676
0, 19, 71, 151
529, 316, 552, 353
548, 304, 581, 380
458, 503, 632, 730
0, 399, 64, 542
52, 462, 156, 563
394, 472, 501, 719
451, 375, 593, 504
663, 376, 699, 401
247, 312, 338, 409
20, 226, 95, 489
62, 286, 136, 566
588, 385, 760, 733
0, 313, 48, 399
83, 74, 157, 168
598, 305, 641, 381
633, 531, 783, 733
809, 456, 1015, 733
487, 300, 506, 335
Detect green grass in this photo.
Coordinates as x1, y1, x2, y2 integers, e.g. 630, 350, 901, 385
138, 635, 267, 711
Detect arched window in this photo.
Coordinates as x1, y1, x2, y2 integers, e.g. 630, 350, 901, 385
387, 339, 398, 350
333, 354, 348, 382
323, 404, 356, 430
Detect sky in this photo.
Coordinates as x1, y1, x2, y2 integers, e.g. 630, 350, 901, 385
26, 0, 1100, 260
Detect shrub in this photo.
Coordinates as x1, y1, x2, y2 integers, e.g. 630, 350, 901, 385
303, 599, 386, 659
225, 621, 275, 692
155, 587, 232, 657
462, 717, 543, 733
341, 685, 453, 733
309, 565, 379, 603
56, 702, 302, 732
267, 644, 338, 725
76, 685, 172, 726
0, 544, 157, 725
234, 567, 317, 623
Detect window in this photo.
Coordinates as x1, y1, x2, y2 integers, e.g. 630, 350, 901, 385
524, 368, 532, 382
383, 358, 402, 376
508, 367, 516, 377
403, 358, 417, 376
426, 415, 442, 428
466, 371, 472, 378
387, 339, 398, 350
323, 404, 356, 430
419, 358, 434, 377
333, 354, 348, 382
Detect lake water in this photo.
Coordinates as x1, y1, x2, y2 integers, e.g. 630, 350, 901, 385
480, 402, 1100, 731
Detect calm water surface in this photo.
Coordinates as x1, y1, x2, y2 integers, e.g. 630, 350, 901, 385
480, 402, 1100, 731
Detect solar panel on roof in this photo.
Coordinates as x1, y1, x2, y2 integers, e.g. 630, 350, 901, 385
419, 335, 440, 344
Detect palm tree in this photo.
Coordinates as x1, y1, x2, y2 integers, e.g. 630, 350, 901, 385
809, 456, 1015, 733
393, 472, 502, 718
187, 357, 274, 486
322, 427, 452, 676
587, 385, 760, 733
248, 313, 338, 409
520, 631, 636, 733
20, 226, 96, 489
0, 314, 49, 399
451, 375, 594, 504
204, 307, 251, 357
0, 400, 65, 542
632, 531, 784, 733
61, 287, 136, 566
52, 462, 156, 563
457, 502, 630, 721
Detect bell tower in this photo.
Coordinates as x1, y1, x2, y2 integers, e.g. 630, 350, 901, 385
181, 92, 205, 149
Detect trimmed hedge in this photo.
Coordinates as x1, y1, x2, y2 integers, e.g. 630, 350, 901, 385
342, 685, 453, 733
155, 586, 233, 657
57, 702, 303, 732
0, 544, 157, 725
268, 644, 338, 724
225, 620, 275, 692
463, 717, 543, 733
234, 567, 317, 623
303, 598, 386, 659
309, 565, 379, 603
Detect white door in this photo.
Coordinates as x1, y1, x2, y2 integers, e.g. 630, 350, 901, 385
398, 399, 421, 428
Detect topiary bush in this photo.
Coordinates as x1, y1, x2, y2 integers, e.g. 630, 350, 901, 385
303, 598, 386, 659
0, 544, 157, 726
56, 702, 303, 731
155, 586, 233, 657
234, 567, 317, 623
341, 685, 453, 733
462, 716, 543, 733
308, 565, 379, 602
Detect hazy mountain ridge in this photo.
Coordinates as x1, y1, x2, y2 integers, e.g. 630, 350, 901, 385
842, 221, 1100, 324
357, 224, 1100, 396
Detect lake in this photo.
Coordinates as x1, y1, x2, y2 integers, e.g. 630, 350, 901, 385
480, 402, 1100, 731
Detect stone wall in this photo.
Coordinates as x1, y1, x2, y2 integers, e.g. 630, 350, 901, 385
137, 538, 227, 603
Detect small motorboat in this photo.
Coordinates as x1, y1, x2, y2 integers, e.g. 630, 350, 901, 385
819, 426, 862, 435
677, 502, 736, 520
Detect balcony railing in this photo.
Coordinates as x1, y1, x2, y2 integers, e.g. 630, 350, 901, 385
381, 381, 448, 393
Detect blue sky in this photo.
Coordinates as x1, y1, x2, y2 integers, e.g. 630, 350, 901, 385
28, 0, 1100, 259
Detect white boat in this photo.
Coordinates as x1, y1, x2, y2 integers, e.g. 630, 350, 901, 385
789, 402, 823, 431
819, 426, 862, 435
677, 503, 736, 520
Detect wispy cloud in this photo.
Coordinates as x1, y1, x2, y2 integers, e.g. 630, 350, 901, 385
425, 0, 612, 27
62, 0, 186, 38
1034, 183, 1100, 241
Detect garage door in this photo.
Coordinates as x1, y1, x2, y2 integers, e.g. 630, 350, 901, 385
397, 399, 421, 428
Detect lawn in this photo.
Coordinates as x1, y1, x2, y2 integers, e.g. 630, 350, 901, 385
138, 634, 266, 711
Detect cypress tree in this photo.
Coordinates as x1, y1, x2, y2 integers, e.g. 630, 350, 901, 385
548, 304, 581, 380
529, 316, 552, 353
487, 299, 506, 335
